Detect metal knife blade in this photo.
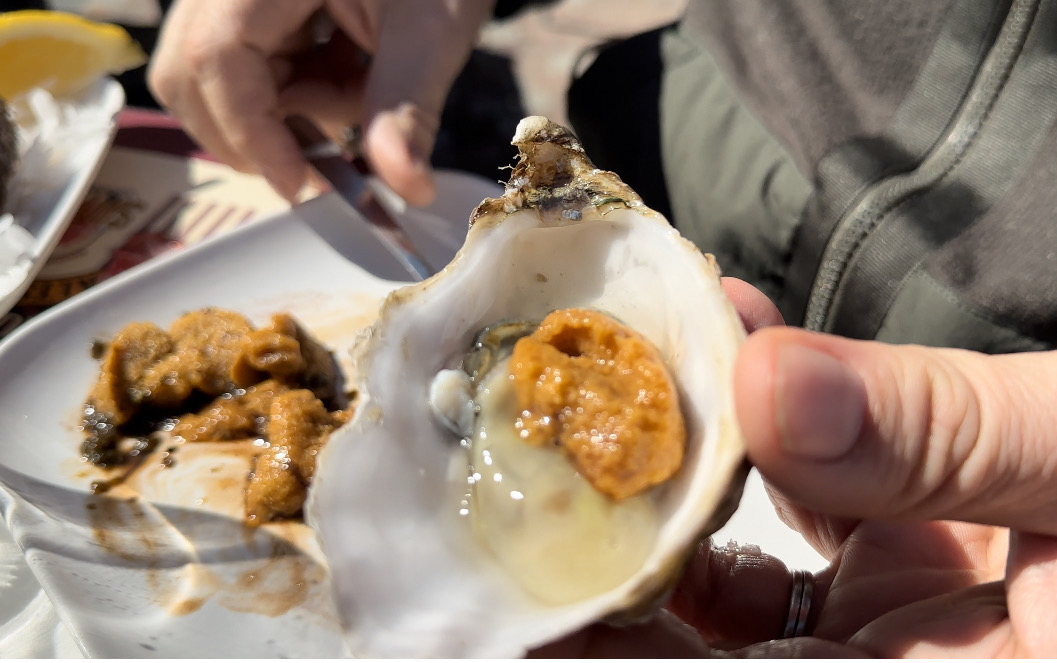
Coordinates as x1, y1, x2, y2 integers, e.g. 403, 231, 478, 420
286, 116, 434, 281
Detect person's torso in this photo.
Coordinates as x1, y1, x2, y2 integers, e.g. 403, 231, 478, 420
668, 0, 1056, 352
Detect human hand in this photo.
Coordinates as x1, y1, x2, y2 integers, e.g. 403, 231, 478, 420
148, 0, 495, 204
535, 279, 1057, 657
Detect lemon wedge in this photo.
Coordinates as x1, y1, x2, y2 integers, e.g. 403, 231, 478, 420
0, 10, 147, 101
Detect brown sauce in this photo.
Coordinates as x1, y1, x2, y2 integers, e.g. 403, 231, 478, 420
81, 477, 335, 623
69, 297, 383, 627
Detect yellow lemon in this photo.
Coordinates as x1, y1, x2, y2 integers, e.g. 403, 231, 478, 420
0, 10, 147, 101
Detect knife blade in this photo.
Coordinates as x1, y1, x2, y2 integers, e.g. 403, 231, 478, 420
286, 116, 435, 281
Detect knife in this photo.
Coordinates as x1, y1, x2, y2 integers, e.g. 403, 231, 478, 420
285, 116, 435, 281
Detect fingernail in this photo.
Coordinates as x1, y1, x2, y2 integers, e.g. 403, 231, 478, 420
410, 151, 431, 175
774, 343, 865, 460
405, 131, 434, 176
262, 166, 302, 204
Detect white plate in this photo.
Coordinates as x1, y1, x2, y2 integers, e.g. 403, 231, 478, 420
0, 170, 498, 658
0, 78, 125, 319
0, 172, 823, 658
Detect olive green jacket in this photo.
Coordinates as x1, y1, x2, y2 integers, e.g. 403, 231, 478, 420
570, 0, 1055, 352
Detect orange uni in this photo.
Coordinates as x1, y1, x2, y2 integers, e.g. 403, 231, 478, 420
509, 308, 685, 500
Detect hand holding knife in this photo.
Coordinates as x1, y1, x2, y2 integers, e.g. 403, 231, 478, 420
285, 116, 435, 281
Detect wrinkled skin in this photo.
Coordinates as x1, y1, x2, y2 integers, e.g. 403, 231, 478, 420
534, 278, 1057, 658
149, 0, 495, 204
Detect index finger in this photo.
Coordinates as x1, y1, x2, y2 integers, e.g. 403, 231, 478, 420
189, 1, 323, 200
196, 45, 307, 200
720, 277, 785, 333
352, 0, 494, 206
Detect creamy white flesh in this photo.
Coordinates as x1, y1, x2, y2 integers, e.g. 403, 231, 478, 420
459, 365, 659, 605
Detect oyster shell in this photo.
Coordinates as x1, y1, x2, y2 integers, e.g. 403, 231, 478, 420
307, 116, 748, 657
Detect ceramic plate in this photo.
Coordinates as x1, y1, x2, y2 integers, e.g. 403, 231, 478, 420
0, 173, 824, 657
0, 170, 499, 657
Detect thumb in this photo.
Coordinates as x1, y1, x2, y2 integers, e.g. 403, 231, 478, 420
349, 0, 493, 206
735, 327, 1057, 535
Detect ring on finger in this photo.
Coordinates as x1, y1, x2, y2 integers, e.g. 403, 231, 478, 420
783, 569, 814, 638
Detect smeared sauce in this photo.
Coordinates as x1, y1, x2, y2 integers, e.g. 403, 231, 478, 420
88, 435, 161, 494
78, 440, 337, 623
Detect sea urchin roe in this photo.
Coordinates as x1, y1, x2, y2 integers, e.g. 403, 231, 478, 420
79, 307, 353, 524
509, 308, 685, 500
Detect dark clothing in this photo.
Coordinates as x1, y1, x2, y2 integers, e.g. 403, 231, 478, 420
570, 0, 1057, 352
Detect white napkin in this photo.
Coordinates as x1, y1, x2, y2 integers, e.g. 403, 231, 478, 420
5, 86, 113, 217
0, 521, 82, 658
0, 214, 34, 297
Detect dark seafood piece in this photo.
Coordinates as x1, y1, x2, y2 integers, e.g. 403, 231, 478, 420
0, 98, 16, 211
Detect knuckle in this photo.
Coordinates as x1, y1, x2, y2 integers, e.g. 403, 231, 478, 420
902, 349, 986, 517
183, 32, 219, 74
145, 63, 175, 103
925, 353, 980, 454
225, 127, 257, 156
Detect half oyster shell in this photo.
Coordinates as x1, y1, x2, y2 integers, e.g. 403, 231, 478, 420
307, 116, 748, 657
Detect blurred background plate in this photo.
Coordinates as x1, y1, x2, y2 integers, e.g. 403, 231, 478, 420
0, 78, 124, 318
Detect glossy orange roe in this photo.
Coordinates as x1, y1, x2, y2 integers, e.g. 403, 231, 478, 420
509, 308, 685, 500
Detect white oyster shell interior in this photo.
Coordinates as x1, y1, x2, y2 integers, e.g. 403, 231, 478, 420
308, 120, 747, 658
